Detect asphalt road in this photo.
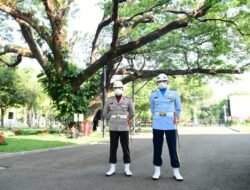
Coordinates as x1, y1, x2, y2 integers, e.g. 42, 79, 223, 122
0, 127, 249, 190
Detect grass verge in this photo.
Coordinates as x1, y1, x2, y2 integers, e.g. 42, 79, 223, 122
0, 132, 109, 153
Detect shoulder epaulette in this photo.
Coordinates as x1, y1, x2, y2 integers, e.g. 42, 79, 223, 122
169, 89, 177, 92
124, 96, 132, 100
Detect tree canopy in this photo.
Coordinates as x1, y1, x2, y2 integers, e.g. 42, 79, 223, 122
0, 0, 249, 122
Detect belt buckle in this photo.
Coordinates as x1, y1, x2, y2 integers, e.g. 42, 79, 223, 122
116, 114, 120, 119
159, 112, 166, 116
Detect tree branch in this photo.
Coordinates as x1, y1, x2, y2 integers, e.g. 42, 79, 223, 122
91, 16, 112, 63
116, 66, 249, 84
57, 0, 74, 18
106, 56, 123, 89
121, 15, 154, 37
41, 0, 56, 26
122, 4, 188, 28
241, 62, 250, 69
116, 2, 214, 55
0, 54, 22, 67
42, 0, 66, 82
125, 2, 165, 22
0, 3, 52, 47
116, 18, 188, 55
163, 8, 190, 16
111, 0, 120, 50
198, 18, 250, 36
2, 45, 34, 58
18, 21, 48, 70
72, 1, 216, 91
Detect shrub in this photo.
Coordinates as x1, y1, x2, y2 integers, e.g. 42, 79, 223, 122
48, 129, 59, 134
14, 130, 22, 135
38, 130, 49, 134
0, 135, 7, 145
13, 129, 38, 135
226, 117, 240, 126
245, 117, 250, 124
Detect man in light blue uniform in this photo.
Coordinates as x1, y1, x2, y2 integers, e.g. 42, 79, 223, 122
150, 73, 183, 181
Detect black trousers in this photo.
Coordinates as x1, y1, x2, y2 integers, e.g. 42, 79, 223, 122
153, 129, 180, 168
109, 131, 131, 164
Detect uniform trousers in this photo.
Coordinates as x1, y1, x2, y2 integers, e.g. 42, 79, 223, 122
109, 131, 131, 164
153, 129, 180, 168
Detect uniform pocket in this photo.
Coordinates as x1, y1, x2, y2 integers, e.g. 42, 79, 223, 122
109, 118, 116, 126
163, 116, 174, 124
152, 115, 161, 126
154, 100, 160, 106
109, 105, 116, 111
119, 118, 128, 126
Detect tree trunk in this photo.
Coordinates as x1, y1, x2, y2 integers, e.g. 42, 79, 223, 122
0, 107, 5, 128
86, 89, 112, 121
27, 108, 32, 127
86, 95, 102, 121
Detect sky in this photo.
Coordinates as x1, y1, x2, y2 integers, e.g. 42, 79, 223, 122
17, 1, 250, 100
210, 72, 250, 100
68, 0, 103, 34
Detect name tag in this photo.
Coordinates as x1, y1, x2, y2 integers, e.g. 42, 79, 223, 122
122, 105, 128, 108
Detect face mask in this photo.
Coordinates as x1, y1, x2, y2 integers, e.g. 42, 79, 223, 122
158, 82, 168, 89
114, 88, 123, 96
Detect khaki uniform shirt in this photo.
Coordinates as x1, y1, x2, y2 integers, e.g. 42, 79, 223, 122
103, 96, 135, 131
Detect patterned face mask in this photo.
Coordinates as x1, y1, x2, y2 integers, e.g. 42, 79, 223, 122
158, 81, 168, 89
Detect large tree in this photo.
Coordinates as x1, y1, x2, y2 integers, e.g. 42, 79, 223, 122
0, 0, 249, 121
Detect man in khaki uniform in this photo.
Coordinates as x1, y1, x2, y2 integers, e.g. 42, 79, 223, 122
103, 81, 135, 177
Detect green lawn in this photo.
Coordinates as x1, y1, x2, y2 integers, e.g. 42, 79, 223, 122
0, 137, 75, 152
0, 131, 109, 153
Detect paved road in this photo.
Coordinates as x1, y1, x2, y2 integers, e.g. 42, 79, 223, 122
0, 127, 250, 190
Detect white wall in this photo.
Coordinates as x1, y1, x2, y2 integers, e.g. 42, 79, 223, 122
229, 95, 250, 118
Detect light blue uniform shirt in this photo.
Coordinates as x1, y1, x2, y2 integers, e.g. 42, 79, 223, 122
150, 88, 182, 130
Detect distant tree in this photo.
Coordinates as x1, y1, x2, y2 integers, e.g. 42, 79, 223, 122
125, 80, 155, 120
0, 65, 25, 127
170, 76, 213, 119
17, 68, 53, 127
125, 75, 213, 121
199, 99, 227, 125
199, 91, 250, 125
0, 63, 49, 127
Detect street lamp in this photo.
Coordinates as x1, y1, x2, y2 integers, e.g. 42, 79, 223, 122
102, 64, 107, 138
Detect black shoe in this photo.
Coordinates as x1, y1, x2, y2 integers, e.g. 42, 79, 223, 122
174, 175, 184, 182
152, 176, 160, 180
125, 172, 132, 177
105, 172, 115, 177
